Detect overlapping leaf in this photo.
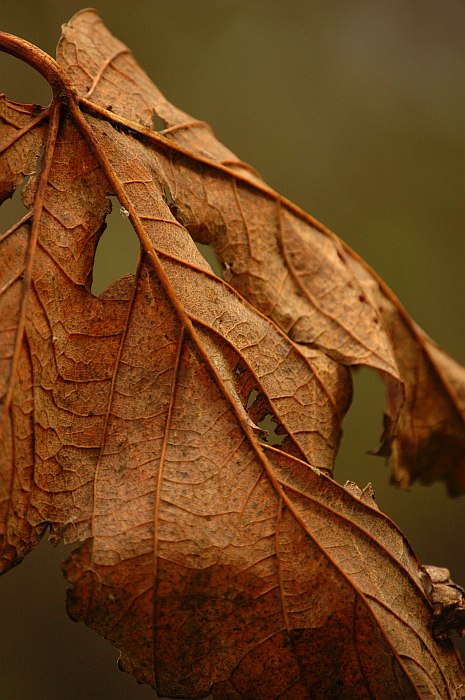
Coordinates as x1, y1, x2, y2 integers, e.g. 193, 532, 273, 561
1, 9, 465, 697
56, 10, 465, 495
348, 254, 465, 493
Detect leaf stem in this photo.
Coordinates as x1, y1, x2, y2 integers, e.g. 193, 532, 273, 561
0, 32, 75, 99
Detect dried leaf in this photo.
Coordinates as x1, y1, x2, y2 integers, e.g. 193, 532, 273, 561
56, 11, 465, 496
348, 255, 465, 494
343, 480, 379, 510
1, 9, 465, 698
420, 565, 465, 640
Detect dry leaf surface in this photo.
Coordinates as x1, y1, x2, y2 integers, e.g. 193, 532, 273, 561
1, 9, 465, 698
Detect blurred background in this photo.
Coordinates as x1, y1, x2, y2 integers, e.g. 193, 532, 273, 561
1, 1, 465, 698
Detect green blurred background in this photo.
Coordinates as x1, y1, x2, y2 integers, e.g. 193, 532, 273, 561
1, 1, 465, 698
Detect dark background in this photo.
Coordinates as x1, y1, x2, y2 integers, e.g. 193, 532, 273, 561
1, 1, 465, 698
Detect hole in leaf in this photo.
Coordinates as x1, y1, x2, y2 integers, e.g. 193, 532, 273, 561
195, 242, 224, 279
257, 413, 286, 446
246, 388, 259, 411
234, 358, 247, 379
91, 196, 140, 296
0, 176, 32, 234
163, 182, 173, 206
152, 113, 167, 132
335, 368, 385, 489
